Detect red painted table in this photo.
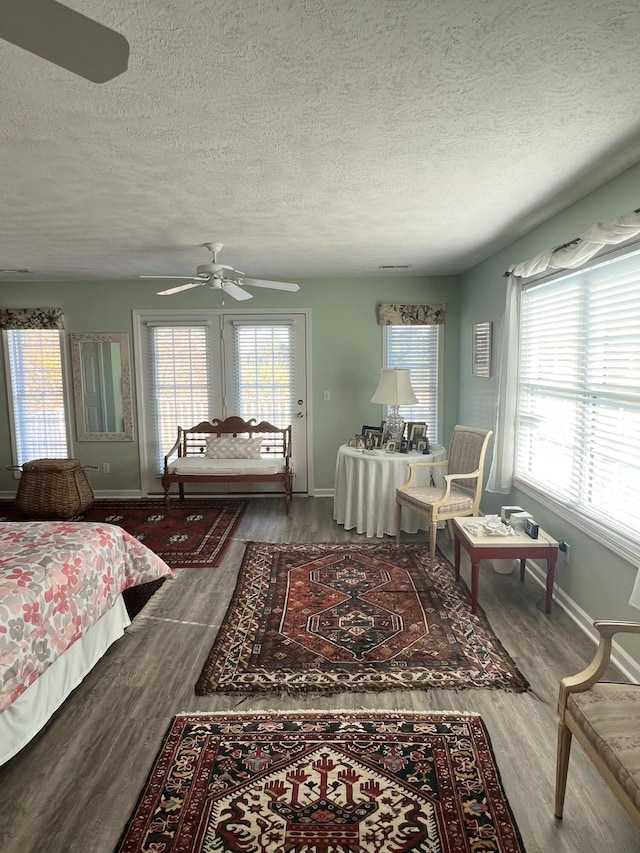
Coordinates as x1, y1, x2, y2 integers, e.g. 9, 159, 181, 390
452, 517, 559, 615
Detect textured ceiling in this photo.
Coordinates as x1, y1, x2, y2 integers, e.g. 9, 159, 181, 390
1, 0, 640, 283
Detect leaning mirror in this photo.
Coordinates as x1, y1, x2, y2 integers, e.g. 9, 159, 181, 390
70, 333, 134, 441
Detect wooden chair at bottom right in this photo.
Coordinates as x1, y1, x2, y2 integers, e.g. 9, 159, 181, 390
555, 620, 640, 829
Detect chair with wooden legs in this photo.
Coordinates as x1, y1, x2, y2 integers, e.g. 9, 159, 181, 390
555, 620, 640, 829
395, 424, 493, 563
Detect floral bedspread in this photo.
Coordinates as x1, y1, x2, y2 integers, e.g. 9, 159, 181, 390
0, 521, 173, 713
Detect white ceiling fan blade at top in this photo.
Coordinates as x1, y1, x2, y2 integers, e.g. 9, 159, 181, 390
221, 281, 253, 301
157, 280, 208, 296
0, 0, 130, 83
141, 274, 209, 280
240, 278, 300, 292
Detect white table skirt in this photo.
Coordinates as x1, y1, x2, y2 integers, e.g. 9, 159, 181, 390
333, 443, 447, 538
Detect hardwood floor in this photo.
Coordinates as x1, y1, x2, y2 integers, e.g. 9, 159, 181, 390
0, 497, 637, 852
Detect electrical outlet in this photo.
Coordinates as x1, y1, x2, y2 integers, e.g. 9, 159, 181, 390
101, 462, 110, 474
323, 390, 331, 402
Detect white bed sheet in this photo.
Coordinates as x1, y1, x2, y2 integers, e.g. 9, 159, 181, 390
0, 595, 130, 766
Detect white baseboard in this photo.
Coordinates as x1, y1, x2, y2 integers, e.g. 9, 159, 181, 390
312, 489, 334, 498
526, 559, 640, 683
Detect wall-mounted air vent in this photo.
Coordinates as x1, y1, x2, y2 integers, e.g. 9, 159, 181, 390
378, 264, 412, 270
0, 268, 30, 274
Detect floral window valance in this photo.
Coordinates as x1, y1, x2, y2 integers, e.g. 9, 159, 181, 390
377, 303, 447, 325
0, 308, 65, 330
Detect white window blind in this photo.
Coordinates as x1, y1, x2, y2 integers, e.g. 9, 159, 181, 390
5, 329, 69, 464
516, 247, 640, 542
147, 325, 211, 472
232, 323, 294, 427
385, 325, 440, 442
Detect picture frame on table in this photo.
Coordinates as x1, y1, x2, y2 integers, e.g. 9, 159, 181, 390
362, 425, 384, 448
385, 440, 397, 453
416, 439, 429, 453
407, 422, 427, 443
354, 435, 366, 449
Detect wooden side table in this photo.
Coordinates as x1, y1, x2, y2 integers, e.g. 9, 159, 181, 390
452, 517, 559, 614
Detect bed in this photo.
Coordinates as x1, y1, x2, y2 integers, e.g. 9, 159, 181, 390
0, 521, 173, 765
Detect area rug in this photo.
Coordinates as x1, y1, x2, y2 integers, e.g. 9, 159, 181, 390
0, 499, 247, 569
196, 542, 529, 695
115, 710, 526, 853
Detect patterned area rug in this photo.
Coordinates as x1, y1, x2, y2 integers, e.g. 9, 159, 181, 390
196, 542, 529, 694
0, 499, 247, 569
115, 711, 526, 853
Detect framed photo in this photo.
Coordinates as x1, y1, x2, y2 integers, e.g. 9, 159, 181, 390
399, 440, 409, 454
407, 422, 427, 442
416, 439, 428, 453
362, 426, 383, 448
472, 321, 492, 377
385, 440, 397, 453
354, 435, 366, 449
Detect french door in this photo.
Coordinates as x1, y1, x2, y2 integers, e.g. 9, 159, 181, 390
134, 309, 309, 497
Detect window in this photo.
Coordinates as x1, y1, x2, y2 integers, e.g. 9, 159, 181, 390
232, 322, 295, 427
146, 324, 212, 473
384, 325, 440, 442
4, 329, 69, 464
515, 246, 640, 544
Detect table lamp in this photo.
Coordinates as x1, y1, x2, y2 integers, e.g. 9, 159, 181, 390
370, 368, 418, 442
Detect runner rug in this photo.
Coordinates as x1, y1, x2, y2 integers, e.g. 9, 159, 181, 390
0, 499, 247, 569
196, 542, 529, 695
115, 710, 526, 853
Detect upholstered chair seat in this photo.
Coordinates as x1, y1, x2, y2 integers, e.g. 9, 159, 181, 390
395, 425, 493, 563
556, 620, 640, 829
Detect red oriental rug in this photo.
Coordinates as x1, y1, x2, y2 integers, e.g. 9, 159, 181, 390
0, 499, 247, 569
115, 711, 527, 853
196, 542, 529, 695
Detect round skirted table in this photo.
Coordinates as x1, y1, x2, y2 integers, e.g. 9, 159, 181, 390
333, 443, 446, 538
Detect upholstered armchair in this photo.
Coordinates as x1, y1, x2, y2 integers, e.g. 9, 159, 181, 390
395, 425, 493, 563
555, 620, 640, 829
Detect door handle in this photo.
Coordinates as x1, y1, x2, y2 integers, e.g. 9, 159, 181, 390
297, 412, 304, 418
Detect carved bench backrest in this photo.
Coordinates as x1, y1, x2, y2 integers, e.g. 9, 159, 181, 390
177, 416, 291, 460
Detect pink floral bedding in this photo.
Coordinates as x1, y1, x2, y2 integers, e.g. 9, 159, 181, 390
0, 521, 173, 713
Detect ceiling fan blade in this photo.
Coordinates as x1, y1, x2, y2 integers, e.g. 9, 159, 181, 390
140, 274, 209, 280
221, 282, 253, 301
240, 278, 300, 292
157, 281, 207, 296
0, 0, 130, 83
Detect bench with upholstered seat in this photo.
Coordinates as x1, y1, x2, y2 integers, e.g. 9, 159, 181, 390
161, 416, 292, 512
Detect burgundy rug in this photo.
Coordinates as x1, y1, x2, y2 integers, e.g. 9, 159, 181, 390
115, 711, 526, 853
196, 542, 529, 695
0, 499, 247, 569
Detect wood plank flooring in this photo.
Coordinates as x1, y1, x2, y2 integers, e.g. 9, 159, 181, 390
0, 497, 637, 852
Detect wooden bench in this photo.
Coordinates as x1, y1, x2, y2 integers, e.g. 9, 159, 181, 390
161, 416, 293, 512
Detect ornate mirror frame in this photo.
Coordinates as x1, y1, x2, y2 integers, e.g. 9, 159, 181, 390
70, 332, 134, 441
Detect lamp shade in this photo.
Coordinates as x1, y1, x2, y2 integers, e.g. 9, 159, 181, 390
370, 368, 418, 406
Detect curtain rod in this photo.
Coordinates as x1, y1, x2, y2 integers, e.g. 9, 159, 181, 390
502, 206, 640, 277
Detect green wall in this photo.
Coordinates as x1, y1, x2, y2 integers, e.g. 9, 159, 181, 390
0, 274, 460, 495
459, 160, 640, 664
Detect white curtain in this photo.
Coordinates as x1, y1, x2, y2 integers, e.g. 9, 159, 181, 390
486, 209, 640, 494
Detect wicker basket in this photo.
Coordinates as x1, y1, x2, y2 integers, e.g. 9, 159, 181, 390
14, 458, 95, 520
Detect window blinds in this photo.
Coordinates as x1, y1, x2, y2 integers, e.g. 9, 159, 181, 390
516, 247, 640, 540
147, 325, 211, 472
385, 325, 440, 442
232, 322, 294, 428
6, 329, 69, 464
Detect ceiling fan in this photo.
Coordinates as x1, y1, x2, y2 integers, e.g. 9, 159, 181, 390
142, 243, 301, 302
0, 0, 129, 83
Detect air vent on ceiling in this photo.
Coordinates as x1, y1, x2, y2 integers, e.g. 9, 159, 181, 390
0, 268, 30, 273
378, 264, 412, 270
